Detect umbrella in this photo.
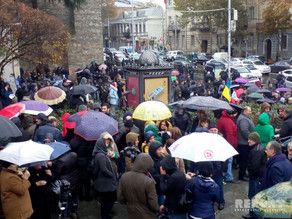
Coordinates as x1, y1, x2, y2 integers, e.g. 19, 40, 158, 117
171, 70, 180, 76
256, 98, 276, 104
169, 132, 238, 162
230, 84, 240, 89
21, 100, 53, 116
49, 141, 71, 160
247, 92, 264, 99
275, 87, 291, 93
98, 64, 107, 71
257, 89, 271, 94
0, 103, 25, 119
0, 140, 54, 166
132, 101, 172, 121
230, 103, 243, 113
68, 110, 88, 123
70, 84, 97, 96
235, 77, 248, 84
182, 96, 233, 111
0, 116, 22, 146
168, 100, 184, 107
74, 111, 118, 141
34, 86, 66, 105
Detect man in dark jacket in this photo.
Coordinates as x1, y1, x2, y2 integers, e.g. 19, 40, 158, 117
171, 107, 191, 135
33, 113, 62, 143
243, 132, 266, 219
92, 140, 118, 219
262, 141, 292, 190
279, 109, 292, 138
159, 156, 187, 218
247, 132, 266, 198
118, 153, 159, 219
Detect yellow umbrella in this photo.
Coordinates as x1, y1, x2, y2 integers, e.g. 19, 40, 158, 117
132, 101, 172, 121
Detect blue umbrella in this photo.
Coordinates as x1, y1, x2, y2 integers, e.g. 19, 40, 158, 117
49, 141, 71, 160
74, 111, 118, 141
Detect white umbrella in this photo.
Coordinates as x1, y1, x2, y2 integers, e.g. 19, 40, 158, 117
169, 132, 238, 162
0, 140, 54, 166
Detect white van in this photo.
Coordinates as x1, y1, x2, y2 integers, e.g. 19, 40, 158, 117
166, 50, 184, 61
213, 52, 228, 62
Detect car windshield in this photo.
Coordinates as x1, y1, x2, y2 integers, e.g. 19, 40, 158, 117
246, 64, 256, 70
235, 67, 250, 73
253, 61, 264, 65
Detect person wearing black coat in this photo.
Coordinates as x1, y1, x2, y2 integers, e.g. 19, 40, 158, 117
246, 133, 266, 199
159, 156, 187, 219
92, 141, 118, 219
70, 137, 95, 201
149, 141, 167, 205
171, 107, 191, 135
29, 163, 56, 219
279, 111, 292, 138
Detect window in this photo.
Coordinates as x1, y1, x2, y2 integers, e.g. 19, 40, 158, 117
281, 34, 288, 50
135, 24, 138, 33
191, 35, 195, 46
182, 35, 185, 48
248, 7, 255, 20
139, 24, 142, 33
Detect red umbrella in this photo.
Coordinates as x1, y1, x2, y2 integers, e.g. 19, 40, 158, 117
171, 70, 180, 76
0, 103, 25, 119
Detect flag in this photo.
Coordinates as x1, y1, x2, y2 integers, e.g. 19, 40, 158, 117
222, 80, 231, 102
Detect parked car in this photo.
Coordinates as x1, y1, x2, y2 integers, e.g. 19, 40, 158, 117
246, 55, 266, 63
173, 60, 193, 68
174, 55, 191, 62
279, 69, 292, 78
243, 60, 271, 74
245, 64, 263, 78
270, 60, 292, 73
205, 60, 226, 79
231, 66, 261, 79
285, 76, 292, 88
114, 51, 127, 63
230, 58, 244, 66
186, 52, 209, 65
166, 50, 184, 61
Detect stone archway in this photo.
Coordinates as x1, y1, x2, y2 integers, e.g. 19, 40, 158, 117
264, 39, 272, 60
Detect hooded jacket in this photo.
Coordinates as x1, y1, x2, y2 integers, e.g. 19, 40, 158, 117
217, 110, 238, 148
108, 84, 119, 106
92, 132, 119, 159
92, 141, 118, 193
186, 176, 220, 218
160, 156, 187, 213
255, 113, 274, 147
118, 153, 158, 219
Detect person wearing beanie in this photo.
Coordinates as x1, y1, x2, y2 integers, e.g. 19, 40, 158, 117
159, 156, 187, 218
243, 132, 266, 219
141, 131, 155, 153
255, 112, 274, 148
186, 161, 220, 219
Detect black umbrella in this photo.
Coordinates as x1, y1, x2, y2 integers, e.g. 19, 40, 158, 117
182, 96, 233, 111
0, 116, 22, 146
256, 98, 276, 104
230, 103, 244, 113
257, 89, 271, 94
70, 84, 97, 96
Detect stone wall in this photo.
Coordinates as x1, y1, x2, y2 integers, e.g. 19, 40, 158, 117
68, 0, 104, 69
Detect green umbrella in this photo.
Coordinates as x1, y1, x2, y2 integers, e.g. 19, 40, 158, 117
248, 92, 264, 99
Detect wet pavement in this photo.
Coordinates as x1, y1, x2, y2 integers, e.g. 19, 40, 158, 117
78, 171, 249, 219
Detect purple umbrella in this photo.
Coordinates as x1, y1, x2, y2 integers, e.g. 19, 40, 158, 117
21, 100, 53, 116
74, 111, 118, 141
235, 77, 248, 84
276, 87, 291, 93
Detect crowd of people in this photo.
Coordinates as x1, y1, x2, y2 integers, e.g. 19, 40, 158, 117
0, 60, 291, 219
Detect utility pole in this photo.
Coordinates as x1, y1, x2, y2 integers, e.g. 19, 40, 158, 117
227, 0, 232, 78
107, 17, 110, 48
131, 0, 135, 52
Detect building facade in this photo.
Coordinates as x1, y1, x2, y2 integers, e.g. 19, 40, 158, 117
108, 7, 164, 51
